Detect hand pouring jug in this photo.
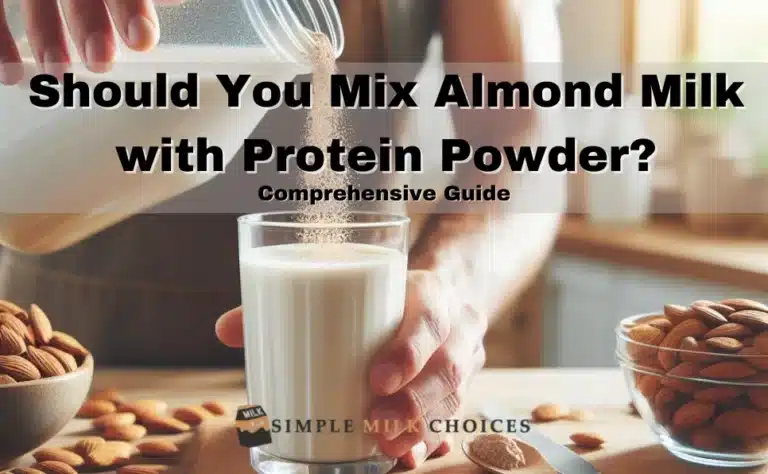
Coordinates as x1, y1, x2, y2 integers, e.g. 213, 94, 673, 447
0, 0, 344, 254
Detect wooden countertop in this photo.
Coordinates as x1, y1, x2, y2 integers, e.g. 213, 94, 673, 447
556, 216, 768, 291
8, 368, 765, 474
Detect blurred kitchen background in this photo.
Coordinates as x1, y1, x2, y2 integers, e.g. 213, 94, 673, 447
480, 0, 768, 369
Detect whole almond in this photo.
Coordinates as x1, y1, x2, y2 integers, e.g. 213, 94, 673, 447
648, 318, 673, 332
706, 303, 736, 317
103, 424, 147, 442
77, 399, 117, 419
33, 460, 78, 474
84, 441, 133, 468
137, 440, 180, 457
661, 362, 701, 393
721, 298, 768, 313
755, 332, 768, 354
173, 405, 212, 426
119, 400, 168, 420
700, 361, 757, 380
28, 304, 53, 345
202, 401, 229, 416
0, 299, 24, 315
531, 403, 566, 423
627, 324, 665, 360
658, 319, 709, 370
117, 466, 169, 474
705, 323, 751, 339
729, 310, 768, 331
705, 337, 744, 353
26, 346, 66, 378
0, 325, 26, 356
672, 401, 715, 430
748, 388, 768, 410
679, 337, 716, 364
692, 304, 729, 327
0, 374, 15, 385
694, 386, 744, 403
49, 331, 89, 360
72, 437, 106, 457
40, 347, 78, 373
33, 448, 84, 467
90, 388, 124, 405
0, 354, 41, 381
714, 409, 768, 438
93, 412, 136, 430
569, 432, 605, 449
664, 304, 695, 325
690, 427, 723, 450
738, 347, 768, 370
0, 312, 30, 341
142, 414, 191, 434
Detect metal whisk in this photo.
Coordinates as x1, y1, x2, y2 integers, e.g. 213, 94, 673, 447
243, 0, 346, 65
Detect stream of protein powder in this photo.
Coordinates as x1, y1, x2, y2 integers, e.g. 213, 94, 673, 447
297, 32, 352, 244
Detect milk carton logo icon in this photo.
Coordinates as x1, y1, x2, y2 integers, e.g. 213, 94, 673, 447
235, 405, 272, 448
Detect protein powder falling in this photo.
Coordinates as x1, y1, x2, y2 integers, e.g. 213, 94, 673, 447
298, 32, 352, 244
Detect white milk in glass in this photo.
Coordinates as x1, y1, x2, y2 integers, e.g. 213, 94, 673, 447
240, 242, 406, 462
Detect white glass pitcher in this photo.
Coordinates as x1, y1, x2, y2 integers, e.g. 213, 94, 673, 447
0, 0, 343, 254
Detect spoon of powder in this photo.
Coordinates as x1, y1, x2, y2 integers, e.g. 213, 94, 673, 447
462, 434, 556, 473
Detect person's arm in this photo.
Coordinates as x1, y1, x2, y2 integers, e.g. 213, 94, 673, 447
409, 0, 565, 321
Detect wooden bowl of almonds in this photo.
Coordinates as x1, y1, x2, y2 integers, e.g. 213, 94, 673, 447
0, 299, 94, 467
617, 298, 768, 469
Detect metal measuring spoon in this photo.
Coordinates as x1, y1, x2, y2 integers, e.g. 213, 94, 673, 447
462, 437, 558, 473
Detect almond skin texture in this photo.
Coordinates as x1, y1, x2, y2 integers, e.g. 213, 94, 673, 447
173, 405, 212, 426
569, 432, 605, 449
78, 400, 117, 419
748, 388, 768, 410
0, 299, 24, 315
627, 324, 665, 360
0, 374, 15, 385
661, 362, 700, 393
694, 386, 744, 403
73, 437, 106, 457
690, 427, 723, 450
700, 361, 757, 380
202, 400, 229, 416
117, 466, 170, 474
49, 331, 89, 360
84, 441, 133, 468
28, 304, 53, 345
704, 323, 751, 339
664, 304, 695, 325
118, 400, 168, 420
705, 337, 744, 353
654, 388, 678, 407
672, 401, 715, 430
103, 424, 148, 442
714, 409, 768, 438
89, 388, 124, 405
137, 440, 180, 458
679, 337, 716, 364
33, 448, 85, 467
648, 318, 673, 332
0, 324, 26, 356
92, 412, 136, 430
141, 414, 191, 434
755, 332, 768, 354
0, 354, 41, 381
729, 310, 768, 331
33, 460, 78, 474
0, 312, 29, 341
691, 304, 729, 326
658, 319, 709, 370
531, 403, 566, 423
26, 346, 66, 378
40, 346, 78, 372
721, 298, 768, 313
638, 375, 662, 399
739, 347, 768, 370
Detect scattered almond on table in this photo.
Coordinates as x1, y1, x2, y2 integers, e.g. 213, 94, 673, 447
0, 299, 90, 383
625, 298, 768, 454
531, 403, 567, 423
4, 389, 233, 473
569, 432, 605, 450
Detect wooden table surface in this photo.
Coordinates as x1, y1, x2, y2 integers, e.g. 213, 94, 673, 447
10, 368, 765, 474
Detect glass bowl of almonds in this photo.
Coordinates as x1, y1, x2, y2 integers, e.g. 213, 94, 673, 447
616, 299, 768, 469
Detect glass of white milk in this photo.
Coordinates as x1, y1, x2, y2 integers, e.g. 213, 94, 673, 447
238, 211, 409, 474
